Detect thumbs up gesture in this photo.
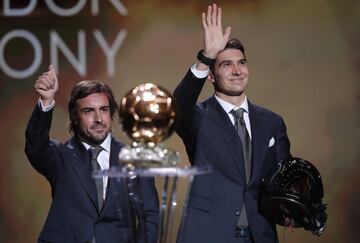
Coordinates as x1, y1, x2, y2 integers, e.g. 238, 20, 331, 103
34, 65, 59, 106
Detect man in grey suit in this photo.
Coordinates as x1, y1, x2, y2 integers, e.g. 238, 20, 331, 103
25, 65, 159, 243
174, 4, 292, 243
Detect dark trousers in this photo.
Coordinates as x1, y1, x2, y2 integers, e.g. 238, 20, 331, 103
229, 237, 253, 243
229, 226, 254, 243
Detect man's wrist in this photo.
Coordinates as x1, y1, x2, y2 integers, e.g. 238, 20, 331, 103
191, 63, 209, 78
38, 98, 55, 112
197, 49, 216, 66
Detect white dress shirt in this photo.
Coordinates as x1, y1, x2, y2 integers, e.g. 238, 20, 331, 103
190, 65, 252, 138
215, 96, 252, 139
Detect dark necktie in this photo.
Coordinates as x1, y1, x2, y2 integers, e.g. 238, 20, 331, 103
89, 146, 104, 210
231, 108, 252, 183
231, 108, 252, 227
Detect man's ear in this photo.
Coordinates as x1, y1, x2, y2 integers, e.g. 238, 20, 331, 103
208, 71, 215, 84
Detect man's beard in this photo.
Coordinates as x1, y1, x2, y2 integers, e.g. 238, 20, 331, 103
75, 126, 110, 146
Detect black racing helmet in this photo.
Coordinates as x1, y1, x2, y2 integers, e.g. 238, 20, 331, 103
260, 157, 327, 236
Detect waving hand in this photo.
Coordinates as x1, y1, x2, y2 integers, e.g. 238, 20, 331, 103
202, 3, 231, 58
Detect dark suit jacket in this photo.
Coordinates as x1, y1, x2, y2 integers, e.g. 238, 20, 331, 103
174, 70, 292, 243
25, 104, 159, 243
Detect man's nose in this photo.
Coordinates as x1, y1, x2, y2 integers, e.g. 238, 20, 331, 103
94, 110, 102, 122
232, 65, 242, 75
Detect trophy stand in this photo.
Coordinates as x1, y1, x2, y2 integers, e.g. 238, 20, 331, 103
93, 165, 212, 243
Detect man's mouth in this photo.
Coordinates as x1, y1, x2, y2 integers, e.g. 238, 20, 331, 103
92, 125, 106, 132
230, 78, 244, 83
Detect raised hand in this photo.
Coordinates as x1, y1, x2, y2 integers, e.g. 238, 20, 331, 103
202, 3, 231, 58
34, 65, 59, 106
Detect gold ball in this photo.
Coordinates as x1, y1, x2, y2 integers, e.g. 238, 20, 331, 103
119, 83, 177, 144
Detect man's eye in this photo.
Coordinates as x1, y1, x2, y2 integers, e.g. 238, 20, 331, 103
83, 109, 92, 114
101, 107, 110, 112
240, 60, 247, 65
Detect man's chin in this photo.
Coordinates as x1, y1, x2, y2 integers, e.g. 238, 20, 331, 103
78, 133, 108, 146
91, 134, 108, 144
214, 86, 245, 97
220, 90, 244, 97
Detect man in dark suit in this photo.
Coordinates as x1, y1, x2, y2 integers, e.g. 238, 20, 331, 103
174, 4, 292, 243
25, 65, 159, 243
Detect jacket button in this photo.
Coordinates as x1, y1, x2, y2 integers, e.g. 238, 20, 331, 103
235, 210, 240, 216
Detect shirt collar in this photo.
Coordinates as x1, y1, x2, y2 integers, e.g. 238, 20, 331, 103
214, 95, 249, 114
82, 133, 111, 152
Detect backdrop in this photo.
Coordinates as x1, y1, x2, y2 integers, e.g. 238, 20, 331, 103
0, 0, 359, 242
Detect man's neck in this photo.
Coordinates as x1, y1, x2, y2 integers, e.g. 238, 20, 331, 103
78, 133, 111, 151
215, 92, 246, 107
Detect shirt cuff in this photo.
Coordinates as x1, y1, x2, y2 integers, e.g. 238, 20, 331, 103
190, 63, 210, 79
38, 99, 55, 112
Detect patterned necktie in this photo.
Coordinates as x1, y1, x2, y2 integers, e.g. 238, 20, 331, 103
89, 146, 104, 210
231, 108, 252, 227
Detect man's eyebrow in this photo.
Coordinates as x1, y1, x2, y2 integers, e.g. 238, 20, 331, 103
218, 58, 246, 66
80, 107, 94, 111
218, 60, 232, 66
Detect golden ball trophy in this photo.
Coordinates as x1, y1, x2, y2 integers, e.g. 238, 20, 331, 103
118, 83, 179, 168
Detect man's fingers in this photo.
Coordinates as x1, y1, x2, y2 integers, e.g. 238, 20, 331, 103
48, 65, 58, 89
36, 89, 52, 100
36, 80, 50, 91
36, 74, 53, 90
211, 3, 217, 26
206, 5, 212, 27
42, 74, 53, 89
202, 12, 207, 29
49, 64, 57, 79
217, 7, 222, 27
34, 81, 49, 92
224, 26, 231, 40
204, 4, 222, 27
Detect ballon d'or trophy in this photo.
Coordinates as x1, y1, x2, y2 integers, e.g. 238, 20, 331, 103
119, 83, 179, 168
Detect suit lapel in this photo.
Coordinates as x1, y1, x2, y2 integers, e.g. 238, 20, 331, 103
204, 97, 247, 184
66, 137, 99, 211
100, 138, 123, 215
247, 102, 271, 187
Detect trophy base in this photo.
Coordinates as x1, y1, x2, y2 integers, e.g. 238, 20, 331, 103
119, 142, 180, 168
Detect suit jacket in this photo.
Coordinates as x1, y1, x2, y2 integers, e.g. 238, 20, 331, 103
174, 70, 292, 243
25, 104, 159, 243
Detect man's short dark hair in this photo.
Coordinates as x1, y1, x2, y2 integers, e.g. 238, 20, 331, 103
211, 38, 246, 71
224, 38, 245, 58
68, 80, 118, 134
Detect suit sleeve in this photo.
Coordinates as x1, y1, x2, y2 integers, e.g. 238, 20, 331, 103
275, 117, 292, 163
25, 104, 59, 184
173, 69, 207, 160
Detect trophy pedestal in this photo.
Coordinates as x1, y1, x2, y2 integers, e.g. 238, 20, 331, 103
93, 165, 212, 243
